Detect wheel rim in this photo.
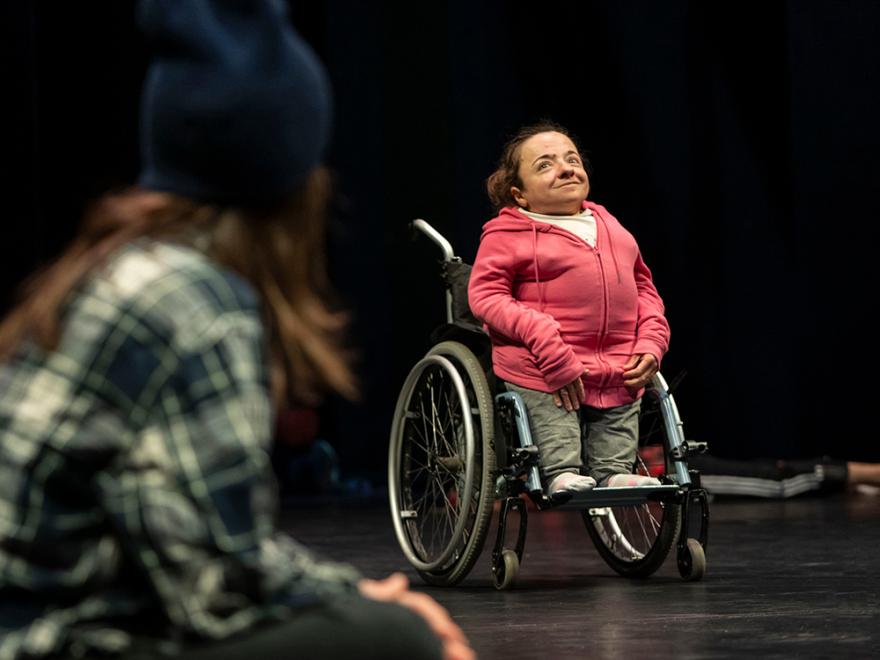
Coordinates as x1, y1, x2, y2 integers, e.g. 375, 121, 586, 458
388, 355, 475, 572
588, 386, 673, 563
591, 504, 666, 561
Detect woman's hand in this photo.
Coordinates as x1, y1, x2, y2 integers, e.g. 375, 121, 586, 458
359, 573, 475, 660
552, 370, 588, 412
622, 353, 658, 390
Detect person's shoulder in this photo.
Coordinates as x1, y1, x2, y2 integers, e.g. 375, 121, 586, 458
99, 239, 259, 314
584, 200, 619, 223
78, 239, 264, 354
585, 201, 638, 240
481, 207, 531, 237
155, 241, 260, 313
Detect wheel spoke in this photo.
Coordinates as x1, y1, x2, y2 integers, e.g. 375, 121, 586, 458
428, 378, 440, 456
418, 391, 432, 457
408, 424, 434, 458
632, 505, 652, 551
437, 388, 459, 458
425, 474, 442, 557
412, 479, 432, 517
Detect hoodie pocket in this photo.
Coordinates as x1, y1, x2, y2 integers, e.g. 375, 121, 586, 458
599, 332, 639, 388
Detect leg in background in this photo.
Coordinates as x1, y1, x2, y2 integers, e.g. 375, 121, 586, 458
846, 462, 880, 486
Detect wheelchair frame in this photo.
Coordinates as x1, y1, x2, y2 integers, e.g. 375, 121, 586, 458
388, 219, 709, 589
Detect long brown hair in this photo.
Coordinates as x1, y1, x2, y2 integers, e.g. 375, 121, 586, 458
0, 167, 357, 406
486, 121, 589, 213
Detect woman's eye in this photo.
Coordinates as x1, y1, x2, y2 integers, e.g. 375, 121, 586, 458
538, 162, 551, 170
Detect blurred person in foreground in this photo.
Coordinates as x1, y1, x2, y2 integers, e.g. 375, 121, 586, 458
0, 1, 473, 659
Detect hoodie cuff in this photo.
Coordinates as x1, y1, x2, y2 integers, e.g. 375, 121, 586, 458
542, 359, 586, 392
633, 341, 665, 370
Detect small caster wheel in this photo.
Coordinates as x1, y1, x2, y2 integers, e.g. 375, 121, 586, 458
678, 538, 706, 581
492, 549, 519, 590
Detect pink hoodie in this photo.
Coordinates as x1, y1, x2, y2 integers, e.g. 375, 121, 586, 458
468, 201, 670, 408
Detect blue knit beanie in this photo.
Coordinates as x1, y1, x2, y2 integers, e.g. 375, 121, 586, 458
137, 0, 332, 207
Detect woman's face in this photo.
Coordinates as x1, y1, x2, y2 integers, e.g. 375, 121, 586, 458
511, 132, 589, 215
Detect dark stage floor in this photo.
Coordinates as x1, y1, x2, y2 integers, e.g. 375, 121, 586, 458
281, 494, 880, 659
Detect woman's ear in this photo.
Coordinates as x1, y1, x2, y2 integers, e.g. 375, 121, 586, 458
511, 187, 528, 209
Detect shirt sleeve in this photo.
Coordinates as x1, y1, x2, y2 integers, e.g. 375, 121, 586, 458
631, 250, 671, 366
468, 231, 584, 390
93, 275, 360, 640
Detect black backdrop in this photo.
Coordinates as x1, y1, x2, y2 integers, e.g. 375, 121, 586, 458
4, 2, 879, 483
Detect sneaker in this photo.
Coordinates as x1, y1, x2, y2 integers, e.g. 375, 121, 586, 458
604, 473, 661, 488
548, 472, 597, 496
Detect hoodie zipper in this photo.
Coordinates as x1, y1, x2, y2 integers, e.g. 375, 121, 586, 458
524, 215, 614, 406
593, 246, 611, 409
540, 221, 612, 408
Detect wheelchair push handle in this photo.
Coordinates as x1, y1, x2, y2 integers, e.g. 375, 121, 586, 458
411, 218, 457, 263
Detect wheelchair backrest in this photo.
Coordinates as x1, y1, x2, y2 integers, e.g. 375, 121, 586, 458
443, 260, 481, 328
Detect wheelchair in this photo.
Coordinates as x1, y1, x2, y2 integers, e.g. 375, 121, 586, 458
388, 219, 709, 589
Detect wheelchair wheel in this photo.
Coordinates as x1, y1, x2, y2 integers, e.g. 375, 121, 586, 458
678, 538, 706, 581
388, 341, 496, 586
492, 549, 519, 591
583, 382, 682, 578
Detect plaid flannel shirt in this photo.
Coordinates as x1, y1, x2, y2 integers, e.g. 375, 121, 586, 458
0, 240, 360, 659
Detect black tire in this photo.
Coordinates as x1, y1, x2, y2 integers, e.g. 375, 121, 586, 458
492, 549, 519, 591
388, 341, 496, 586
678, 538, 707, 581
583, 383, 682, 577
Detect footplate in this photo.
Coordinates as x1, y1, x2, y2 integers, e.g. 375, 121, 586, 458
543, 484, 682, 510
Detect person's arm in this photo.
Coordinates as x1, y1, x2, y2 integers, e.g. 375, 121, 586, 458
631, 249, 670, 367
93, 283, 359, 639
468, 232, 583, 390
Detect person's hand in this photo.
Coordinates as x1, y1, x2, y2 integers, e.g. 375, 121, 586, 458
552, 369, 588, 412
622, 353, 658, 390
359, 573, 475, 660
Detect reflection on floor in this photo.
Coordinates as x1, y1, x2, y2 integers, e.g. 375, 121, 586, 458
281, 494, 880, 660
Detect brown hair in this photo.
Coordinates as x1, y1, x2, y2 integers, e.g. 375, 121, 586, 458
0, 168, 357, 407
486, 121, 589, 213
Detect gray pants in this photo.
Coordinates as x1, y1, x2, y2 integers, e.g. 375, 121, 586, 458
505, 382, 641, 486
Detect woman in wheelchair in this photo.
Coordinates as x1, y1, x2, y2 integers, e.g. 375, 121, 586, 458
468, 121, 670, 498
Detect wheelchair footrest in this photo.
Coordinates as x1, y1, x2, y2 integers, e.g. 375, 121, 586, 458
548, 484, 682, 510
